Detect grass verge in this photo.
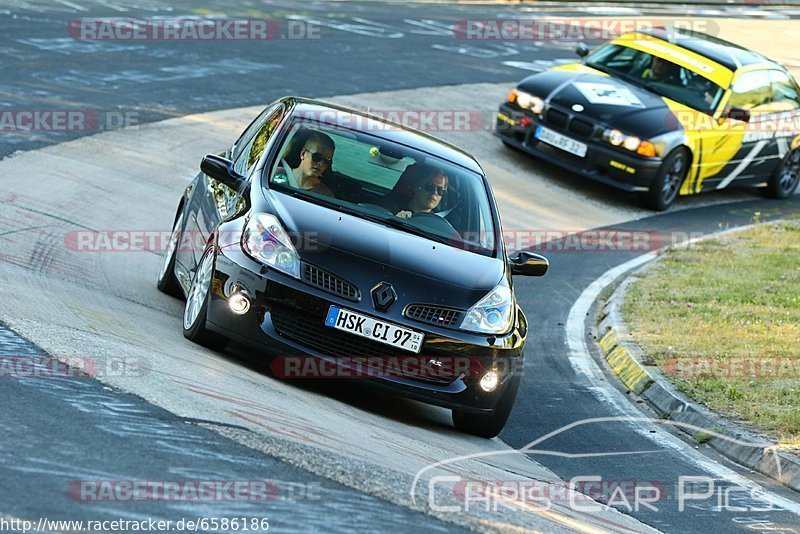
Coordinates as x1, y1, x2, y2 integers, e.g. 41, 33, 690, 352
622, 219, 800, 443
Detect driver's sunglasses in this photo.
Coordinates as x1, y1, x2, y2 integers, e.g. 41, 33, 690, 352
421, 182, 447, 196
305, 150, 332, 166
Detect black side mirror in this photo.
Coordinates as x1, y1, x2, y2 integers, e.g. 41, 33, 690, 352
509, 251, 549, 277
723, 107, 751, 123
200, 154, 247, 191
575, 43, 589, 58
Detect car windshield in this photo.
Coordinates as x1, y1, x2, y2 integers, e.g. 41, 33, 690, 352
585, 43, 724, 114
264, 119, 497, 256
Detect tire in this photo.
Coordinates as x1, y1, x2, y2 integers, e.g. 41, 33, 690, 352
156, 207, 184, 298
452, 371, 521, 438
183, 244, 229, 350
765, 149, 800, 199
639, 148, 691, 211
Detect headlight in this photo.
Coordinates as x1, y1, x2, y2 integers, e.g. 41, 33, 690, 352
604, 129, 654, 155
460, 284, 514, 335
623, 136, 641, 151
605, 129, 625, 146
242, 213, 300, 279
515, 90, 544, 114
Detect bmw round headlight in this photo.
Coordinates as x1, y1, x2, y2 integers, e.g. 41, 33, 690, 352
607, 129, 624, 146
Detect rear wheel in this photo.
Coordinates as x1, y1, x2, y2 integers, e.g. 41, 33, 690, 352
452, 372, 521, 438
183, 245, 228, 350
156, 207, 184, 297
639, 148, 690, 211
765, 149, 800, 199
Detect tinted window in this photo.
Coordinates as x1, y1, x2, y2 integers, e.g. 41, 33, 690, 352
769, 70, 800, 110
232, 105, 283, 175
727, 70, 772, 111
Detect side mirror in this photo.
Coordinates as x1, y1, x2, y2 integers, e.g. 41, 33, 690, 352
575, 43, 589, 58
509, 251, 549, 277
200, 154, 247, 191
723, 106, 751, 123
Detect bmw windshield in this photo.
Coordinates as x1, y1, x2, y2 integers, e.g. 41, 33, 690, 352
585, 43, 725, 114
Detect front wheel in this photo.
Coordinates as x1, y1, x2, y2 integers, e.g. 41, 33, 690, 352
765, 149, 800, 199
452, 372, 521, 438
639, 148, 690, 211
183, 245, 228, 350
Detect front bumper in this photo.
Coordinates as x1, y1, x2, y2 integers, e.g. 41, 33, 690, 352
204, 237, 525, 414
495, 103, 663, 192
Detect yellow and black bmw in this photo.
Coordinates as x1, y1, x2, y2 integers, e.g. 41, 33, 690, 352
496, 28, 800, 210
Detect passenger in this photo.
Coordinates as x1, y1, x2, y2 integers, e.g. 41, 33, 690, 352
290, 132, 336, 197
384, 163, 448, 219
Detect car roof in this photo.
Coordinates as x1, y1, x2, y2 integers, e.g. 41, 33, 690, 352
279, 97, 484, 175
637, 27, 777, 72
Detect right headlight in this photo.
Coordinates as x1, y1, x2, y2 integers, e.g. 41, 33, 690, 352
460, 284, 514, 335
242, 213, 300, 279
512, 89, 544, 114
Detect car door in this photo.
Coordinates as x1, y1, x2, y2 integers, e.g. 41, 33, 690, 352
707, 69, 789, 190
179, 103, 284, 273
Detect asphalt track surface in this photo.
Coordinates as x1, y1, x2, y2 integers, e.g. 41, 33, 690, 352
2, 1, 800, 532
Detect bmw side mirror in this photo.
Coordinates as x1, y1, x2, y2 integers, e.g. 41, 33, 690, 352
509, 251, 549, 277
575, 43, 589, 58
201, 154, 247, 191
723, 106, 751, 123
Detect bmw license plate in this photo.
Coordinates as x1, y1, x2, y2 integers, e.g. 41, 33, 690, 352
325, 306, 424, 353
535, 125, 588, 157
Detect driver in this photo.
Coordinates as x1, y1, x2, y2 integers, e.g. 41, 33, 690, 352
642, 56, 679, 84
389, 163, 448, 218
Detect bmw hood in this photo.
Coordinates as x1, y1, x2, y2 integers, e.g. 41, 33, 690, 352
263, 191, 506, 309
518, 69, 681, 138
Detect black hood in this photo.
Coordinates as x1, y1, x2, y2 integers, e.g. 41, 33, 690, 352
263, 190, 505, 310
518, 69, 682, 138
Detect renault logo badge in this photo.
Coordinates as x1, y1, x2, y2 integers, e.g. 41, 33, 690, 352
371, 282, 396, 311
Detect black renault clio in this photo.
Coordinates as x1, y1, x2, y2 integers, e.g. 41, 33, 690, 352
157, 97, 547, 437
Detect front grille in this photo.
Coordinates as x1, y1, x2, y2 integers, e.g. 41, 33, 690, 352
568, 118, 595, 138
271, 307, 460, 384
546, 108, 569, 129
405, 304, 465, 329
302, 263, 359, 301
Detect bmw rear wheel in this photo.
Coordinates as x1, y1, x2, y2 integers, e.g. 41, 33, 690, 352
639, 148, 690, 211
183, 244, 228, 350
766, 149, 800, 199
156, 207, 184, 297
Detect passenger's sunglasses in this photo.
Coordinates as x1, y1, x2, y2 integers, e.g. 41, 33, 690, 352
421, 182, 447, 196
305, 150, 332, 166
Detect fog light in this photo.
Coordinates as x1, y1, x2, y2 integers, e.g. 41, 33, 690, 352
480, 370, 499, 392
228, 293, 251, 315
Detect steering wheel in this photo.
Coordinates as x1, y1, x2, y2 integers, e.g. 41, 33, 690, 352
410, 211, 459, 235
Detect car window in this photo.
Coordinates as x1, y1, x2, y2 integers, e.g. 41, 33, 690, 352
584, 43, 724, 114
232, 104, 283, 176
727, 70, 772, 112
769, 70, 800, 111
265, 120, 497, 256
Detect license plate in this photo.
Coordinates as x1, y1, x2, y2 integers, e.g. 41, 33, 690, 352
325, 306, 424, 353
535, 125, 588, 157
